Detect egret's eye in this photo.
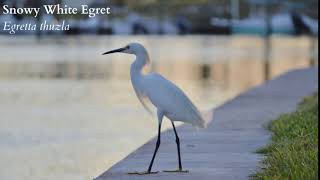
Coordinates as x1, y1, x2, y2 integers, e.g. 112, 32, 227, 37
126, 46, 130, 49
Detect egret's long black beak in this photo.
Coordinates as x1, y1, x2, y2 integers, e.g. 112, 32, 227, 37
102, 47, 126, 55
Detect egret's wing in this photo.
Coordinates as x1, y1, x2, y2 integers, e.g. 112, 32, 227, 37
133, 86, 155, 116
143, 73, 212, 128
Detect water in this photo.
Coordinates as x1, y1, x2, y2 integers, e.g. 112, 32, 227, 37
0, 35, 317, 180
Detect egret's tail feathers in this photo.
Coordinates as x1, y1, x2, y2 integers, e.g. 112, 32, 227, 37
198, 109, 214, 128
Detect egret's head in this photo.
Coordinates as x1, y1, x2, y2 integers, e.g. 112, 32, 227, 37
102, 43, 147, 56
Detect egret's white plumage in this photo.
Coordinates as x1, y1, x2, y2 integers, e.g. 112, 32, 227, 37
102, 42, 213, 174
138, 72, 209, 127
126, 42, 212, 128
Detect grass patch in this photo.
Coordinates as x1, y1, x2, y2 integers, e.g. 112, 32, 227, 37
253, 92, 318, 180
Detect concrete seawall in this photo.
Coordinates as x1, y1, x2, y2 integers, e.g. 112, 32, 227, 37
94, 67, 318, 180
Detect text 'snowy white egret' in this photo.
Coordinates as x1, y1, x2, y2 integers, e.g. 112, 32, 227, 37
102, 43, 213, 175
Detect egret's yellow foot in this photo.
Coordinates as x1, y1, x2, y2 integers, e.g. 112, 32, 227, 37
163, 169, 189, 173
128, 171, 159, 175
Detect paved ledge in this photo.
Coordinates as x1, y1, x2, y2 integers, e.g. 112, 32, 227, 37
94, 67, 318, 180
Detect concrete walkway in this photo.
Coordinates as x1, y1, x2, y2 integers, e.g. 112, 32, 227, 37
94, 67, 318, 180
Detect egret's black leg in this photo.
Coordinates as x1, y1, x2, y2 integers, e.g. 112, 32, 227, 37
171, 121, 182, 170
163, 121, 188, 173
128, 111, 163, 175
147, 123, 161, 172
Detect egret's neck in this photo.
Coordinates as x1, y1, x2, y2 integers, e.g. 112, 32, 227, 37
130, 52, 150, 78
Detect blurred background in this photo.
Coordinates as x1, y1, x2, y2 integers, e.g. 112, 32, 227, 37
0, 0, 318, 180
0, 0, 319, 35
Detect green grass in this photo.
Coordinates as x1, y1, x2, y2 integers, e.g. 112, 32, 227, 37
253, 92, 318, 180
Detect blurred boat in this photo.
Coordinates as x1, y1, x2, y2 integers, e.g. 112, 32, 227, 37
0, 14, 16, 34
39, 14, 63, 35
232, 13, 318, 36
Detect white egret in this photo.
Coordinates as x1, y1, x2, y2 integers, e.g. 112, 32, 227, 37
102, 43, 213, 175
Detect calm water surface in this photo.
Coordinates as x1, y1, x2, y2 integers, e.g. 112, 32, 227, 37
0, 35, 317, 180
